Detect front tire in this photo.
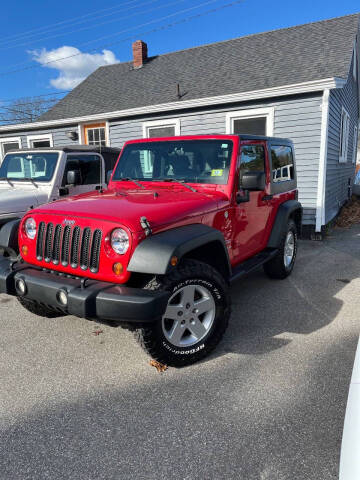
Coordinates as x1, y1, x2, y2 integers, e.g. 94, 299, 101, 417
263, 219, 297, 279
134, 259, 231, 367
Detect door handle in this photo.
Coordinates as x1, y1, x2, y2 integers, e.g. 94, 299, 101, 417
262, 194, 273, 201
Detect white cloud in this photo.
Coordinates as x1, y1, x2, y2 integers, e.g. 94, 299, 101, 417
31, 46, 120, 90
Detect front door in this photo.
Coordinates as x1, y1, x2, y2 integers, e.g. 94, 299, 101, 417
61, 154, 104, 196
231, 141, 273, 263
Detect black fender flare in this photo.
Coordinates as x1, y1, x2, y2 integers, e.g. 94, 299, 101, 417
267, 200, 302, 249
128, 224, 231, 277
0, 219, 20, 254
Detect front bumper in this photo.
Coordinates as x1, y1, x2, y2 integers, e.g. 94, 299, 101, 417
0, 257, 170, 324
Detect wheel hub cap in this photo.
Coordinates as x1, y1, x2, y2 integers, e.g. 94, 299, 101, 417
162, 284, 215, 348
284, 231, 295, 267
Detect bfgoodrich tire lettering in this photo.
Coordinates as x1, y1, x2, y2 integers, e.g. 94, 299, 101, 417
134, 259, 231, 367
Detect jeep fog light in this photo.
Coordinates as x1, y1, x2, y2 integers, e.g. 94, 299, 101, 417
16, 279, 27, 295
57, 290, 68, 307
24, 218, 37, 239
111, 228, 129, 255
113, 262, 123, 275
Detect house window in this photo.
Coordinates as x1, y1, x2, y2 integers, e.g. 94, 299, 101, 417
226, 108, 274, 136
143, 119, 180, 138
84, 123, 106, 146
27, 134, 53, 149
339, 108, 351, 163
0, 137, 21, 160
352, 125, 358, 164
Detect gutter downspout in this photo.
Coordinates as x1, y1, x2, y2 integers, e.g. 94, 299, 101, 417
315, 88, 330, 233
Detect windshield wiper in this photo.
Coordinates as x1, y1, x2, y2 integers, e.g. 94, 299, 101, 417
160, 178, 197, 192
0, 177, 14, 187
119, 177, 145, 189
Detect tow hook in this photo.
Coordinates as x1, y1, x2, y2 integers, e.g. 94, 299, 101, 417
140, 216, 152, 236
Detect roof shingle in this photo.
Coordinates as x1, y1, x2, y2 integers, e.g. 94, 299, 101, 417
39, 13, 360, 121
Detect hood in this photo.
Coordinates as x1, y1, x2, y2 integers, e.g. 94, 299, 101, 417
0, 184, 47, 215
31, 187, 225, 232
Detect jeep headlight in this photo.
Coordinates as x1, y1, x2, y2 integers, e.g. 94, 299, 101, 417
24, 217, 37, 240
111, 228, 129, 255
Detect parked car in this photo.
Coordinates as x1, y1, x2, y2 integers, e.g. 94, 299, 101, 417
0, 135, 302, 367
0, 145, 120, 228
339, 337, 360, 479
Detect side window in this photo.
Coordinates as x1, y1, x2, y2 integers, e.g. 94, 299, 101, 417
64, 155, 101, 185
271, 146, 294, 182
240, 145, 265, 178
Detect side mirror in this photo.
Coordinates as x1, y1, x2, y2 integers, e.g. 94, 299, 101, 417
241, 172, 265, 191
67, 169, 81, 186
107, 170, 113, 184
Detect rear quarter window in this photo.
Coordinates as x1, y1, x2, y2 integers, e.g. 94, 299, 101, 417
271, 145, 294, 182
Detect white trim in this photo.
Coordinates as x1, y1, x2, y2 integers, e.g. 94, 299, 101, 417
315, 89, 330, 232
77, 125, 83, 144
0, 136, 21, 160
26, 133, 53, 148
225, 107, 274, 136
142, 118, 181, 138
105, 121, 110, 146
339, 107, 351, 163
0, 77, 345, 133
353, 125, 358, 164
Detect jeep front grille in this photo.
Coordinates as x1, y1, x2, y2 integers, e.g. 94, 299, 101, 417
36, 222, 102, 273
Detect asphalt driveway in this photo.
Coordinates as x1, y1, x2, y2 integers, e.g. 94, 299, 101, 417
0, 226, 360, 480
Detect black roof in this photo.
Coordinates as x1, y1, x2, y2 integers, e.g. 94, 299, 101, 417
12, 145, 121, 154
39, 14, 359, 122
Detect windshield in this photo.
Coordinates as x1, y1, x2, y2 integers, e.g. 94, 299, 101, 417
0, 152, 59, 182
112, 140, 233, 185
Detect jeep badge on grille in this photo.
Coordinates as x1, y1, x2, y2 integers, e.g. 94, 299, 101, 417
63, 219, 75, 226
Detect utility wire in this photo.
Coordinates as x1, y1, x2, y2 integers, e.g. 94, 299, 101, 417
0, 0, 142, 45
0, 0, 188, 51
1, 0, 237, 75
0, 91, 69, 104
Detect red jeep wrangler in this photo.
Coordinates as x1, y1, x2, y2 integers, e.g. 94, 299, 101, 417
0, 135, 302, 366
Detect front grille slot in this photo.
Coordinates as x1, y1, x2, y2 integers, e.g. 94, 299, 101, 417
36, 222, 46, 260
52, 225, 62, 265
80, 228, 91, 270
61, 226, 71, 266
35, 221, 102, 273
44, 223, 54, 262
90, 229, 102, 273
70, 226, 81, 268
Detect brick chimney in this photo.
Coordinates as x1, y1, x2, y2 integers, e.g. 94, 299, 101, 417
132, 40, 148, 69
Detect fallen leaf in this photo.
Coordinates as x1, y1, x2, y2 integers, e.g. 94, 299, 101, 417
93, 329, 103, 336
150, 359, 168, 373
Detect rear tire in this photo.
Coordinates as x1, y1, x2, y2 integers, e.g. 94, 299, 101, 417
263, 219, 297, 279
17, 297, 63, 318
134, 259, 231, 367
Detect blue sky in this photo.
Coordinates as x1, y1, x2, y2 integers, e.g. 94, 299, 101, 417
0, 0, 359, 103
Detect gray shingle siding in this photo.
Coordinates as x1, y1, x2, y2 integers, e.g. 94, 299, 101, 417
0, 125, 79, 150
109, 94, 322, 224
325, 53, 359, 224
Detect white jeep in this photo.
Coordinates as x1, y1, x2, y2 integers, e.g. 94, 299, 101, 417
0, 145, 120, 227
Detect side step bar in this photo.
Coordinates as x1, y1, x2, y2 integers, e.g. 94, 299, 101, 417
229, 249, 278, 284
